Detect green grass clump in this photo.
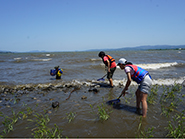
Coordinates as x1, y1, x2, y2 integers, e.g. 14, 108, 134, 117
90, 103, 112, 121
160, 84, 182, 117
165, 110, 185, 138
136, 117, 155, 138
28, 113, 63, 138
0, 109, 19, 134
147, 85, 158, 105
65, 112, 76, 123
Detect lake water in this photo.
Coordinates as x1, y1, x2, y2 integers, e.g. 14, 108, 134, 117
0, 49, 185, 137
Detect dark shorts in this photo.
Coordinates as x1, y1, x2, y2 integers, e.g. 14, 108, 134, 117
56, 76, 61, 79
107, 67, 116, 79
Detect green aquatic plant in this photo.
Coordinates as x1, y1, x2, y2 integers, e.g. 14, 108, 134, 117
66, 112, 76, 123
22, 102, 27, 107
19, 107, 33, 119
137, 117, 155, 138
27, 112, 63, 138
165, 110, 185, 138
97, 103, 110, 121
172, 82, 182, 93
45, 124, 63, 138
150, 84, 158, 96
160, 84, 183, 117
27, 113, 50, 137
0, 109, 21, 134
147, 85, 158, 105
124, 96, 131, 104
90, 103, 112, 121
0, 106, 34, 137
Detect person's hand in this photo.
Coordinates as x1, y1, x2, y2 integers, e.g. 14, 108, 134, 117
118, 90, 128, 99
118, 91, 125, 99
122, 91, 126, 97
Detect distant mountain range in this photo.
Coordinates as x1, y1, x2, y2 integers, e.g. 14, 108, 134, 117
87, 45, 185, 51
1, 45, 185, 53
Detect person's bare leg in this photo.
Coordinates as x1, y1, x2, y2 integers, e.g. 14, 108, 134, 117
140, 93, 148, 117
135, 89, 141, 109
109, 78, 113, 87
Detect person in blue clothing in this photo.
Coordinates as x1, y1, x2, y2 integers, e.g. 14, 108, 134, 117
117, 58, 152, 117
54, 66, 63, 79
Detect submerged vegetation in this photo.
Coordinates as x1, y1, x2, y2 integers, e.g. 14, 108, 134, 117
90, 102, 112, 121
0, 83, 184, 138
0, 106, 63, 138
65, 112, 76, 123
27, 113, 63, 138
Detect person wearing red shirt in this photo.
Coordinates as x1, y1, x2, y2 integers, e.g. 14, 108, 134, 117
98, 51, 117, 88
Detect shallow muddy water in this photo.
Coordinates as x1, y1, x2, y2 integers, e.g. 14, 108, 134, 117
0, 81, 184, 138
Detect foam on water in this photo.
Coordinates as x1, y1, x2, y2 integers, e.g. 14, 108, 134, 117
90, 58, 101, 61
152, 76, 185, 85
32, 58, 52, 61
137, 62, 179, 70
113, 76, 185, 86
1, 76, 184, 92
116, 62, 180, 70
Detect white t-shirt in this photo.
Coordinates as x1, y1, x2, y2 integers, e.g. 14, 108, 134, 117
124, 66, 135, 75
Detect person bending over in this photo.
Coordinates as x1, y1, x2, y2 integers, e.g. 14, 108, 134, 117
117, 58, 152, 117
98, 51, 116, 88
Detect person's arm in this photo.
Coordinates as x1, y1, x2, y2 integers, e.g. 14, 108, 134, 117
118, 72, 131, 98
106, 60, 111, 72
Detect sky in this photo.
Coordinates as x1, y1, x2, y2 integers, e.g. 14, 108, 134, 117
0, 0, 185, 52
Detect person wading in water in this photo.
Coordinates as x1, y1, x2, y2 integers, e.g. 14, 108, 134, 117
98, 51, 117, 88
117, 58, 152, 117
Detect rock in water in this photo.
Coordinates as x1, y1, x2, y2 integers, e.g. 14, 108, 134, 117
52, 101, 59, 108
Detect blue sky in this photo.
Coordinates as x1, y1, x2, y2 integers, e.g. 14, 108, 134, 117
0, 0, 185, 52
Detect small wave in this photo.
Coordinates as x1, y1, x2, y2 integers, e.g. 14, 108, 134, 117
31, 58, 52, 61
113, 76, 185, 86
152, 77, 185, 86
13, 57, 26, 63
116, 62, 179, 70
46, 54, 51, 57
90, 58, 101, 62
137, 62, 179, 70
14, 57, 22, 60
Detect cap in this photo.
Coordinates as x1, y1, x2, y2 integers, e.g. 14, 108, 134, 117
117, 58, 127, 65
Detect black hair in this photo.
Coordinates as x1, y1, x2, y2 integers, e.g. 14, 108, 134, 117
125, 62, 133, 65
98, 51, 105, 57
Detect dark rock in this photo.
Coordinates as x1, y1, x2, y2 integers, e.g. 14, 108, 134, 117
88, 88, 99, 93
52, 101, 59, 108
